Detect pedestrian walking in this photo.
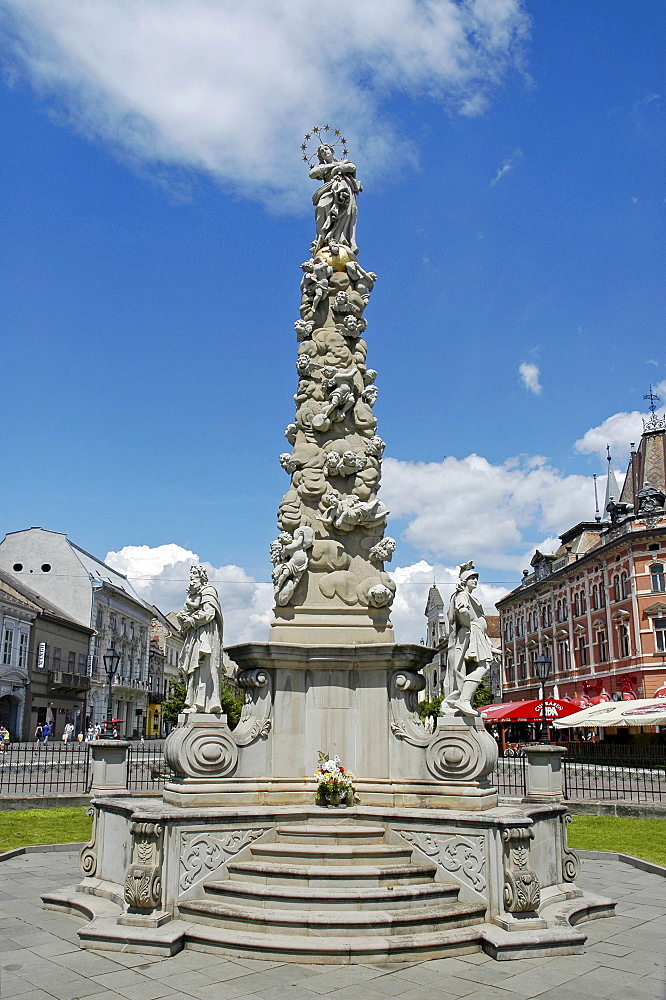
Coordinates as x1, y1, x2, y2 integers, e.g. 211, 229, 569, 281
0, 725, 9, 750
34, 724, 43, 743
62, 722, 74, 744
42, 722, 51, 744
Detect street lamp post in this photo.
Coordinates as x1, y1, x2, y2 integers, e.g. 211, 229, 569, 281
534, 652, 553, 744
103, 648, 120, 733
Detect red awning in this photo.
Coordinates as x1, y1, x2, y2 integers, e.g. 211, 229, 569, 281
480, 699, 580, 723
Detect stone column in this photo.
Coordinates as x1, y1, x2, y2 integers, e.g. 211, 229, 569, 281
522, 745, 566, 803
89, 739, 130, 796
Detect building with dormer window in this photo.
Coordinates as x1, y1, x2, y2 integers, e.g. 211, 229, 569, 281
497, 407, 666, 705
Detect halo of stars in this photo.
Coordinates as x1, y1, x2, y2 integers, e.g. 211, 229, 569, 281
301, 126, 349, 167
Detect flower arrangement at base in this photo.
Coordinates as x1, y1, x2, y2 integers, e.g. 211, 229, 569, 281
314, 750, 355, 806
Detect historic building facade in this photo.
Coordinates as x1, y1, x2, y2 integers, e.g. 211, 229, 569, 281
497, 413, 666, 705
0, 528, 157, 737
148, 612, 183, 737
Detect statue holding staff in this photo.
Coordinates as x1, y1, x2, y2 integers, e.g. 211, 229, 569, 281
177, 564, 223, 715
443, 562, 499, 716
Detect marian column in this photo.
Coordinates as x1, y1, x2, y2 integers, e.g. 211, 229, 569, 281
269, 131, 396, 644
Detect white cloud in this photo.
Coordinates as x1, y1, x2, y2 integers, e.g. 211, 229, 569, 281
575, 383, 666, 462
104, 543, 273, 645
381, 453, 595, 571
518, 361, 542, 394
1, 0, 530, 206
490, 147, 522, 185
388, 560, 509, 643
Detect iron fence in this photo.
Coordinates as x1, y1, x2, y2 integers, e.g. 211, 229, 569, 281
493, 754, 527, 797
0, 742, 90, 794
563, 758, 666, 803
126, 742, 173, 791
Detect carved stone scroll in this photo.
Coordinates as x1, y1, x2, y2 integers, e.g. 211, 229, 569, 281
232, 668, 273, 747
561, 812, 579, 882
398, 829, 486, 897
79, 805, 99, 878
124, 822, 163, 911
179, 829, 267, 893
501, 826, 540, 913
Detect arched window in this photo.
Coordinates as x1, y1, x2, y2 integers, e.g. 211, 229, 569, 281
613, 575, 620, 602
619, 623, 630, 658
621, 572, 630, 599
599, 580, 606, 607
650, 563, 665, 592
592, 584, 599, 610
573, 593, 580, 617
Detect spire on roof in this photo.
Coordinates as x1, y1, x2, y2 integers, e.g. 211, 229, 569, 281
643, 385, 666, 433
603, 445, 621, 518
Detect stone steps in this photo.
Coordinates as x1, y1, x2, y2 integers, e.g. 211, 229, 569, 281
225, 859, 437, 886
173, 820, 491, 962
180, 923, 486, 964
178, 897, 487, 936
202, 877, 461, 910
250, 842, 413, 865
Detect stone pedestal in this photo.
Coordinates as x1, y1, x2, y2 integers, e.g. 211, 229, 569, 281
89, 740, 131, 797
522, 745, 566, 803
162, 714, 239, 806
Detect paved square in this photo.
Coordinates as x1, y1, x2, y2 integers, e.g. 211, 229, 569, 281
0, 850, 663, 1000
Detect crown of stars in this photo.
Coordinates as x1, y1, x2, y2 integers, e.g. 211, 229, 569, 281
301, 125, 349, 166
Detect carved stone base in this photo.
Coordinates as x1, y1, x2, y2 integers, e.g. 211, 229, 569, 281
42, 798, 614, 962
163, 713, 238, 804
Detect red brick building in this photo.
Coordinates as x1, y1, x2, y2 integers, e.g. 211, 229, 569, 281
497, 413, 666, 705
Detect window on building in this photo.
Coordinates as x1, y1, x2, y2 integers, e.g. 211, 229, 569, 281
654, 618, 666, 654
599, 580, 606, 607
96, 606, 103, 629
573, 593, 580, 617
505, 621, 513, 641
519, 653, 526, 679
619, 623, 630, 658
621, 572, 630, 599
2, 627, 13, 665
68, 651, 76, 671
18, 632, 28, 669
110, 613, 117, 633
53, 648, 61, 671
581, 590, 587, 612
122, 619, 127, 636
613, 574, 621, 602
591, 584, 599, 610
557, 640, 570, 672
79, 654, 87, 674
576, 634, 588, 667
130, 623, 135, 639
650, 564, 665, 592
597, 630, 607, 662
505, 656, 514, 683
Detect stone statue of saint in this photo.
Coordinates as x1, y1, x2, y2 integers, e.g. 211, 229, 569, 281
310, 144, 361, 255
443, 562, 499, 717
177, 564, 223, 715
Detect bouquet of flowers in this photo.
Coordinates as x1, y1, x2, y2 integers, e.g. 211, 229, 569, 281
314, 750, 355, 806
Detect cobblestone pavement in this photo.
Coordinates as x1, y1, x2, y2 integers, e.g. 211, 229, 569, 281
0, 851, 664, 1000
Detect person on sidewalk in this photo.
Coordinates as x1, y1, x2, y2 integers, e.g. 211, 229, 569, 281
34, 723, 43, 743
42, 721, 51, 744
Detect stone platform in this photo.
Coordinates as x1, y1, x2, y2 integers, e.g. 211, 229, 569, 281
43, 798, 613, 963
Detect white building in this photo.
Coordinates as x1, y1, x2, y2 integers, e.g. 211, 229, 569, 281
0, 528, 156, 738
0, 576, 36, 738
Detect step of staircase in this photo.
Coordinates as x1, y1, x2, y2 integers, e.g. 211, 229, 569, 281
178, 897, 487, 936
225, 859, 437, 886
202, 878, 461, 910
250, 842, 413, 865
180, 923, 486, 964
177, 820, 489, 962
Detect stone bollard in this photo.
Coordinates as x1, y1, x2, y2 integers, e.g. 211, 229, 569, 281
89, 739, 130, 796
522, 744, 566, 803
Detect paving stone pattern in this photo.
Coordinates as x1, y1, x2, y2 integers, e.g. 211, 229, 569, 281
0, 851, 664, 1000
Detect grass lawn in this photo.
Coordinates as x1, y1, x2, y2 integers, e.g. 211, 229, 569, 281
0, 807, 92, 852
568, 814, 666, 867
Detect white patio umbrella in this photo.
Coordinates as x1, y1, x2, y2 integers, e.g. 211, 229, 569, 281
552, 698, 666, 728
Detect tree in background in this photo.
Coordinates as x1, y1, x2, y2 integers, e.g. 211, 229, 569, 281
161, 671, 243, 729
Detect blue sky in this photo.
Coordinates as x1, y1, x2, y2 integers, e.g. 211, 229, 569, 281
1, 1, 664, 642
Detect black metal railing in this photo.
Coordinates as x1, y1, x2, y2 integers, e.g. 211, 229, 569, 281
0, 742, 91, 795
126, 742, 173, 791
493, 754, 527, 797
563, 757, 666, 803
